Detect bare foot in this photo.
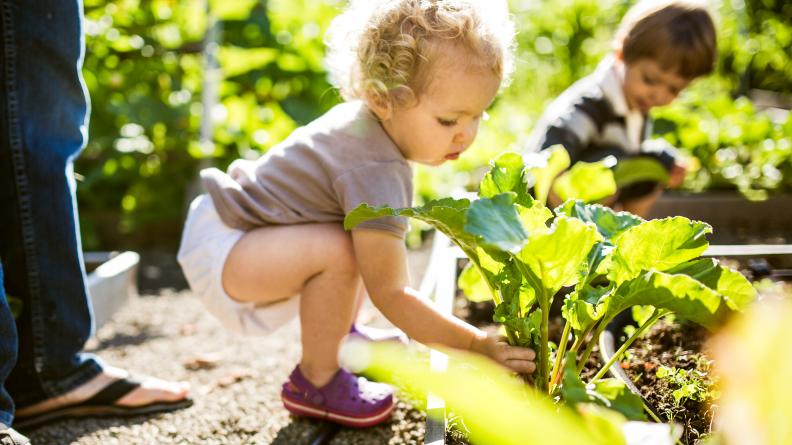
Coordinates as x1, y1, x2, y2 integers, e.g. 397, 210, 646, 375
14, 366, 190, 418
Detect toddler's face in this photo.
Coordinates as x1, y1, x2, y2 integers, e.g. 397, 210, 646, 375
377, 66, 502, 166
622, 57, 692, 114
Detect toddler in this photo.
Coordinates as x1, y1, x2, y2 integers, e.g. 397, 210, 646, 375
525, 0, 717, 217
178, 0, 534, 427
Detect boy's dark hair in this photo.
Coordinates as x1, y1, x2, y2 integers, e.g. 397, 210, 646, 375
615, 0, 717, 79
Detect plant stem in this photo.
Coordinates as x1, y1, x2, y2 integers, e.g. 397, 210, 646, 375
589, 309, 667, 383
549, 320, 572, 387
576, 320, 609, 375
470, 260, 519, 345
540, 284, 549, 392
505, 329, 518, 347
472, 261, 502, 306
522, 260, 552, 393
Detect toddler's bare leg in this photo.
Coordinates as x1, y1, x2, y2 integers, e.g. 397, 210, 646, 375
222, 223, 361, 388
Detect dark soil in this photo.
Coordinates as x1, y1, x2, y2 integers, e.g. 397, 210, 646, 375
619, 320, 715, 445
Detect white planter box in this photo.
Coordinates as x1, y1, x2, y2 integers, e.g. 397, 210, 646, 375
85, 251, 140, 330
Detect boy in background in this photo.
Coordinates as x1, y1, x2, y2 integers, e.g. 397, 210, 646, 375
524, 0, 717, 217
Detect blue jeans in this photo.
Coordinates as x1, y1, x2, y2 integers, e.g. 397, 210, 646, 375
0, 0, 104, 426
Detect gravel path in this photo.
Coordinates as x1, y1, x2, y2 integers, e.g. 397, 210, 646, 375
21, 240, 433, 445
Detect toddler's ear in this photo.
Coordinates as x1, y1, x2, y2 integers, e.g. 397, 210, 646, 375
365, 92, 391, 121
613, 38, 625, 61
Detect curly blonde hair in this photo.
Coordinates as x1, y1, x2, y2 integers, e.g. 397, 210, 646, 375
325, 0, 515, 114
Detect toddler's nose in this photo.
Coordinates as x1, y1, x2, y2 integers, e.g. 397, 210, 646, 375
454, 122, 476, 143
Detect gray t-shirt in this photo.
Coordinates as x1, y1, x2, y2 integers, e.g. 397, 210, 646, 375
201, 101, 413, 238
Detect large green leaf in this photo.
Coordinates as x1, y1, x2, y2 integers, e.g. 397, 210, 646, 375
517, 202, 554, 234
553, 160, 617, 203
479, 152, 553, 231
515, 217, 602, 295
458, 262, 492, 303
665, 258, 758, 311
346, 198, 497, 298
555, 200, 644, 241
607, 218, 712, 285
613, 157, 670, 187
526, 144, 571, 205
465, 193, 529, 253
345, 197, 480, 258
555, 201, 644, 282
607, 270, 725, 331
479, 152, 534, 207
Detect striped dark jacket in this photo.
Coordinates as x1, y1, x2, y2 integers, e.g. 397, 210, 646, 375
524, 55, 676, 171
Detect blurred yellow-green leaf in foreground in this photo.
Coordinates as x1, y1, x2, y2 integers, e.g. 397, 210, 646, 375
714, 300, 792, 445
341, 340, 680, 445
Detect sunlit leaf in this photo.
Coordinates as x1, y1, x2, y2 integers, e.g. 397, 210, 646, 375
607, 218, 711, 285
553, 160, 617, 203
458, 262, 492, 303
527, 144, 571, 205
515, 217, 602, 295
343, 342, 624, 445
613, 157, 670, 187
607, 270, 725, 331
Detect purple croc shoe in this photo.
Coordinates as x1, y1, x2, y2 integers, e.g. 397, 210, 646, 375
348, 323, 408, 345
281, 366, 396, 427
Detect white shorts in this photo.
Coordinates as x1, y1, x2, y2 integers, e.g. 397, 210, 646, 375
177, 194, 300, 336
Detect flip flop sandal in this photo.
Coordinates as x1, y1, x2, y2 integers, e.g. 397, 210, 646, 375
12, 376, 193, 430
0, 428, 30, 445
281, 366, 395, 428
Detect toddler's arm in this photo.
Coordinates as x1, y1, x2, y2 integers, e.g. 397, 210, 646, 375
351, 230, 536, 373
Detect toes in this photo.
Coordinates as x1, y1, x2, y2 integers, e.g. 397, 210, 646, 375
116, 379, 191, 406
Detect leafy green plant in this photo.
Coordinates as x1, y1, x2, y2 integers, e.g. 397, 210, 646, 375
655, 361, 720, 409
77, 0, 341, 249
345, 152, 756, 420
652, 92, 792, 200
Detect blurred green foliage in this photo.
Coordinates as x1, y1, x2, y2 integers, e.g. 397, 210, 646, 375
76, 0, 792, 250
77, 0, 342, 249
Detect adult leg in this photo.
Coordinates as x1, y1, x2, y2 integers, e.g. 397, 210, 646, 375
0, 0, 187, 420
223, 223, 362, 389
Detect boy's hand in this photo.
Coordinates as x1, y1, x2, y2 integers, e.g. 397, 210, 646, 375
470, 332, 536, 373
668, 160, 686, 189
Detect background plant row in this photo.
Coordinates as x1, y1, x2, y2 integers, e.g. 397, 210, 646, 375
77, 0, 792, 251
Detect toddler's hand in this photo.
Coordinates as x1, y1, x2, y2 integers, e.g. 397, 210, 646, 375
470, 332, 536, 374
668, 161, 686, 189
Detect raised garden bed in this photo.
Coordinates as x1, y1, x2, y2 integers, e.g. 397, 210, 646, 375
648, 192, 792, 248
